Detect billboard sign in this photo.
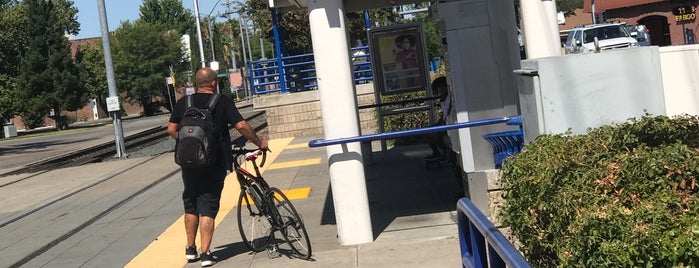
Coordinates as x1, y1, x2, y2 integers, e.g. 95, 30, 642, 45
368, 23, 429, 95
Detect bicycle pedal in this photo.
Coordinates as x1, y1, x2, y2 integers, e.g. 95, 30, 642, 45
267, 246, 281, 259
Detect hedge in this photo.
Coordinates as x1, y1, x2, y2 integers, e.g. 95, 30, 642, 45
499, 115, 699, 267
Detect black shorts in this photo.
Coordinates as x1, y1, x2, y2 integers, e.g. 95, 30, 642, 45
181, 165, 226, 218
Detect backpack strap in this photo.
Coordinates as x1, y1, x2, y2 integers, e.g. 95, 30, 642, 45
206, 94, 220, 112
185, 94, 194, 108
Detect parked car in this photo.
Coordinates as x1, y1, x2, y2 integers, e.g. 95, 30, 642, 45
625, 24, 652, 46
564, 23, 640, 54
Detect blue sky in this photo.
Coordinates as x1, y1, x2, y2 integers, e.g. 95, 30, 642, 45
73, 0, 229, 39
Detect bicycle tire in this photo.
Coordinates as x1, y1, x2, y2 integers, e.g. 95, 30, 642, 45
237, 185, 271, 252
269, 187, 312, 260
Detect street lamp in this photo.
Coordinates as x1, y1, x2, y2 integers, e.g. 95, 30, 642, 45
192, 0, 206, 68
192, 0, 224, 68
205, 0, 224, 65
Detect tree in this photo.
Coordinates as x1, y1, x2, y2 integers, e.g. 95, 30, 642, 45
0, 1, 23, 125
139, 0, 193, 34
16, 0, 85, 130
111, 20, 183, 115
75, 43, 108, 116
556, 0, 584, 15
244, 2, 401, 56
139, 0, 194, 83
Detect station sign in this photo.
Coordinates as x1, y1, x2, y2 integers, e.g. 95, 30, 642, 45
673, 6, 696, 22
106, 96, 120, 112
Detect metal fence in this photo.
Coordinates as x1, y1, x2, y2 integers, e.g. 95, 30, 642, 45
248, 46, 372, 95
457, 198, 531, 268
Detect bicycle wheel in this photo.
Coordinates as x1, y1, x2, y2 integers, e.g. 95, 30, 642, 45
269, 187, 312, 259
237, 185, 271, 252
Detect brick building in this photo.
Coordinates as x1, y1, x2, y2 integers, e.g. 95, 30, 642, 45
583, 0, 698, 46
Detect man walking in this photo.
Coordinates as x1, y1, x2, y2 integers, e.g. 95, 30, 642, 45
167, 67, 269, 266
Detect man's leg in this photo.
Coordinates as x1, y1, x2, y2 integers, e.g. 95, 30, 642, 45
199, 216, 215, 253
184, 213, 199, 247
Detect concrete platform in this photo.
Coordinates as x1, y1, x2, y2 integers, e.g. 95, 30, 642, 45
1, 135, 464, 268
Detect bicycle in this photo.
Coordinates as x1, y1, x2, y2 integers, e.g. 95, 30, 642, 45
231, 143, 312, 260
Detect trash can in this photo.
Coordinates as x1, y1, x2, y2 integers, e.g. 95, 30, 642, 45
4, 124, 17, 138
483, 130, 524, 168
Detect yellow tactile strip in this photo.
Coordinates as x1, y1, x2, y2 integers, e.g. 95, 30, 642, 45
126, 137, 296, 268
285, 143, 309, 149
267, 158, 322, 170
239, 187, 312, 205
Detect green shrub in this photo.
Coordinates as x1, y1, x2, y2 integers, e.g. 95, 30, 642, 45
499, 115, 699, 267
381, 91, 432, 145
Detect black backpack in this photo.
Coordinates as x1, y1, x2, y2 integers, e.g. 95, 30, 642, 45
174, 94, 221, 168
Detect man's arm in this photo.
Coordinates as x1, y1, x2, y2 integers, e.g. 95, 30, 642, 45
167, 122, 179, 139
235, 120, 269, 151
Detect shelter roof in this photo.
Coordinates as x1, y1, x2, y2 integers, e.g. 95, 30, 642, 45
268, 0, 426, 12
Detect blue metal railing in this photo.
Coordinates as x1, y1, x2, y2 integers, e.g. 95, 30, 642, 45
308, 116, 528, 267
248, 46, 373, 95
308, 116, 521, 147
457, 198, 531, 268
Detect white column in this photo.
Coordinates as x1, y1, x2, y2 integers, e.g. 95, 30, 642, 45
521, 0, 561, 58
307, 0, 373, 245
542, 0, 562, 51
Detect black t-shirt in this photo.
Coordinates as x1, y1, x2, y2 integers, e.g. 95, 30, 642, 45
169, 93, 244, 171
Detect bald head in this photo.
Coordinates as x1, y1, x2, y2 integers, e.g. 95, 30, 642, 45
196, 68, 217, 89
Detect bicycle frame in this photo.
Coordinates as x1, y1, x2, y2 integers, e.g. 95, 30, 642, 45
232, 145, 313, 259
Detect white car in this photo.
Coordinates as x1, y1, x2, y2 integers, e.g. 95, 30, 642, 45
564, 23, 639, 54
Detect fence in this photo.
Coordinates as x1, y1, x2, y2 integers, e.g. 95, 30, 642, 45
248, 46, 372, 95
457, 197, 531, 268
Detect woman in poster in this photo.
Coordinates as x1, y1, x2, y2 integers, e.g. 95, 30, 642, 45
394, 34, 419, 87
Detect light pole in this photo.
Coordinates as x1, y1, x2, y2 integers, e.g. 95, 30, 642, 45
205, 0, 224, 64
192, 0, 206, 68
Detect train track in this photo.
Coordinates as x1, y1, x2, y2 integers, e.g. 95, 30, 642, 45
1, 110, 269, 267
0, 111, 266, 181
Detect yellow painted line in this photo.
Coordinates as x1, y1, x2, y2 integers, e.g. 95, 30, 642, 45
239, 187, 312, 205
267, 158, 322, 170
283, 187, 312, 200
285, 143, 309, 149
125, 137, 294, 268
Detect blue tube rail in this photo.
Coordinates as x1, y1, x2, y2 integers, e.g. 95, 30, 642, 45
457, 198, 531, 268
308, 115, 521, 147
248, 46, 373, 95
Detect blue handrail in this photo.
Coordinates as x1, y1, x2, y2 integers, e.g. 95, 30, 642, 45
457, 198, 531, 268
248, 46, 373, 95
308, 116, 521, 147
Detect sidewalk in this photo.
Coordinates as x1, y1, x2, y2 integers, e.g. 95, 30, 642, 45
0, 134, 464, 267
188, 136, 463, 267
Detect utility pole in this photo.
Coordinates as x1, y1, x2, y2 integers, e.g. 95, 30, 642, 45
97, 0, 126, 159
193, 0, 206, 68
243, 15, 253, 61
222, 0, 249, 98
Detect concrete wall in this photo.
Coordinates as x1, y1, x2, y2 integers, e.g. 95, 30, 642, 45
517, 46, 666, 140
659, 44, 699, 116
517, 45, 699, 141
253, 83, 377, 139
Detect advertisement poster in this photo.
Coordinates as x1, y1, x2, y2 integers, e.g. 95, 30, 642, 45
369, 23, 428, 95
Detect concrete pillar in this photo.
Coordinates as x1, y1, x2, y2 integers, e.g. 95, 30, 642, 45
521, 0, 562, 58
307, 0, 373, 245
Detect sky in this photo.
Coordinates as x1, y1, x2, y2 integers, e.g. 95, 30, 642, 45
72, 0, 230, 39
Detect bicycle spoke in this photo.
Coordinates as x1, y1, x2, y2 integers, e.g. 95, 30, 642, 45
270, 187, 312, 260
237, 188, 271, 252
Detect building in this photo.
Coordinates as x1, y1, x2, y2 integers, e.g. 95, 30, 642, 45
584, 0, 698, 46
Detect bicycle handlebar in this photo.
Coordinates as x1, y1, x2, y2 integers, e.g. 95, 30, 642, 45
232, 147, 269, 167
